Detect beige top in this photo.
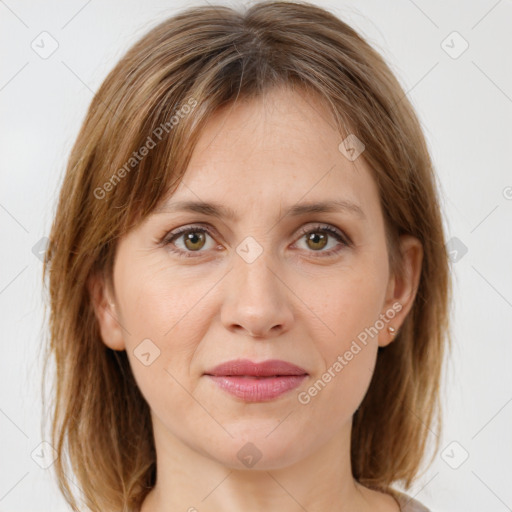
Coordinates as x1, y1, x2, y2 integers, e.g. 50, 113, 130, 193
392, 489, 431, 512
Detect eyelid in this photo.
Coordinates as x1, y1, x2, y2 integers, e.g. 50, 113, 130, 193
161, 223, 222, 245
294, 223, 351, 246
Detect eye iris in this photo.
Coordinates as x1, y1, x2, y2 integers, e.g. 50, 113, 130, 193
306, 232, 327, 251
184, 231, 206, 251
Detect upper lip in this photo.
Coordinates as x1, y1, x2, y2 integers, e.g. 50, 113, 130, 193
205, 358, 308, 377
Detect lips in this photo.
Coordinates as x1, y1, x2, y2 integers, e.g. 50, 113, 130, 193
205, 358, 308, 377
204, 359, 308, 402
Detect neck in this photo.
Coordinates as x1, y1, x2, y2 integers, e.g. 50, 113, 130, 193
139, 414, 390, 512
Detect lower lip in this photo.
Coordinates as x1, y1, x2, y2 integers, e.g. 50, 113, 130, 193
206, 375, 307, 402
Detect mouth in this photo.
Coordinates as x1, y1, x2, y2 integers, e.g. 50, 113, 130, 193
204, 359, 308, 402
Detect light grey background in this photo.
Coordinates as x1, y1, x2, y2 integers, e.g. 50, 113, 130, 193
1, 1, 511, 511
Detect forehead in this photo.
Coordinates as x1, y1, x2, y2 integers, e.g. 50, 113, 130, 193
164, 86, 381, 223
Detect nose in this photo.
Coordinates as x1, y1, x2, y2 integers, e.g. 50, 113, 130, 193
220, 247, 294, 339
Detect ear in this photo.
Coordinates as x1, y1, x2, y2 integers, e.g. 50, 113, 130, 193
378, 234, 423, 348
87, 271, 126, 351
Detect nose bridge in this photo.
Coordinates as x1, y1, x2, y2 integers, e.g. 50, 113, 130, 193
235, 237, 277, 300
221, 235, 293, 337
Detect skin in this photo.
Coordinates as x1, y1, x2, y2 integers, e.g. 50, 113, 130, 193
89, 85, 422, 512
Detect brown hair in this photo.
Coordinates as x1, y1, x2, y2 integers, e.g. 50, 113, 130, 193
41, 1, 452, 510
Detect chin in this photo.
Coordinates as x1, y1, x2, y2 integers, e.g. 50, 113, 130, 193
207, 427, 310, 471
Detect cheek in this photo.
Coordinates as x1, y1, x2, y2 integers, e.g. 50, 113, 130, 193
298, 288, 381, 432
310, 263, 387, 353
298, 261, 386, 416
298, 346, 377, 443
117, 254, 214, 343
114, 258, 216, 395
121, 289, 210, 435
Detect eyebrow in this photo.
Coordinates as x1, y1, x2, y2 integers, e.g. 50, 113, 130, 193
154, 198, 366, 221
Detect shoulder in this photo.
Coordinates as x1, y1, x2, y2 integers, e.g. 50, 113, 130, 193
391, 490, 431, 512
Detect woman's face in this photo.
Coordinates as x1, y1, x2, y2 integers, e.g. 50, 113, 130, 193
92, 85, 420, 470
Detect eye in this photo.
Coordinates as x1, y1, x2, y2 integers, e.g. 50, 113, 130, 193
162, 225, 219, 258
292, 224, 351, 257
161, 223, 351, 259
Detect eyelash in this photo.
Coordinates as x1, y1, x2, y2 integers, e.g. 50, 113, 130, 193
161, 223, 351, 259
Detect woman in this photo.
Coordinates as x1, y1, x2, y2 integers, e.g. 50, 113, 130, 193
41, 2, 452, 511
